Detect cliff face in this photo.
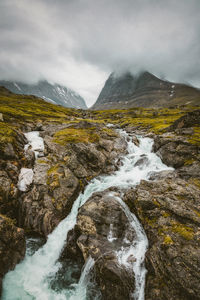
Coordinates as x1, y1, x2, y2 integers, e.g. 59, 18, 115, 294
93, 71, 200, 109
0, 80, 87, 109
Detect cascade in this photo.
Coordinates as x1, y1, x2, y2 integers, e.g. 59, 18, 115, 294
3, 130, 173, 300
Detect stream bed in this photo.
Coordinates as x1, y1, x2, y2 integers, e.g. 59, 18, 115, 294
2, 130, 173, 300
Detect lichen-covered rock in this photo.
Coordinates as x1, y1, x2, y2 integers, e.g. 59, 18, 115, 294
18, 123, 127, 236
153, 134, 199, 168
167, 109, 200, 131
0, 129, 27, 220
124, 176, 200, 300
64, 190, 135, 300
0, 214, 26, 295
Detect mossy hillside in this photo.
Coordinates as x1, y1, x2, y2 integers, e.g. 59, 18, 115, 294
91, 106, 199, 134
0, 88, 80, 127
0, 123, 16, 145
53, 127, 100, 145
53, 127, 118, 145
1, 87, 199, 148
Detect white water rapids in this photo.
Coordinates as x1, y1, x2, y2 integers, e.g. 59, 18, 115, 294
2, 131, 173, 300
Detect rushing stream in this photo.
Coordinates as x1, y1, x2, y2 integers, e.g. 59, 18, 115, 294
2, 130, 173, 300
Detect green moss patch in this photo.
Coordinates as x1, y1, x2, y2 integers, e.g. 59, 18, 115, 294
188, 127, 200, 146
53, 127, 100, 145
171, 222, 194, 240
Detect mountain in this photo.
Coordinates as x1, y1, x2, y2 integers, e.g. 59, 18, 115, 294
0, 80, 87, 109
92, 71, 200, 109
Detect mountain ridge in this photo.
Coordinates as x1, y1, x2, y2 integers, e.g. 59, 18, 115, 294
0, 80, 87, 109
92, 71, 200, 109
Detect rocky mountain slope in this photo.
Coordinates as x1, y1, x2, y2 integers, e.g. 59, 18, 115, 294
92, 71, 200, 109
0, 87, 200, 299
0, 80, 87, 109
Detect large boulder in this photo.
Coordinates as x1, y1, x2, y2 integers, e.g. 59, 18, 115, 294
153, 134, 199, 169
167, 109, 200, 131
0, 215, 26, 295
124, 176, 200, 300
64, 190, 135, 300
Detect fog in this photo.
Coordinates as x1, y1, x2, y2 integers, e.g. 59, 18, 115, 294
0, 0, 200, 106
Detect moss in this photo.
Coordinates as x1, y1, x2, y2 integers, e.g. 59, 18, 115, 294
101, 127, 119, 137
188, 127, 200, 146
47, 164, 60, 188
192, 178, 200, 189
171, 222, 194, 240
47, 165, 59, 176
0, 91, 80, 127
79, 179, 85, 192
144, 216, 158, 227
153, 199, 161, 207
193, 209, 200, 218
184, 159, 195, 165
0, 213, 16, 226
53, 127, 100, 145
162, 211, 171, 218
37, 159, 48, 164
163, 235, 174, 245
0, 122, 16, 146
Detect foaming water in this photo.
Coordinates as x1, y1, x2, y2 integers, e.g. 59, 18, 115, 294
2, 131, 173, 300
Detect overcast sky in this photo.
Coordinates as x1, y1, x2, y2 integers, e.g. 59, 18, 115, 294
0, 0, 200, 106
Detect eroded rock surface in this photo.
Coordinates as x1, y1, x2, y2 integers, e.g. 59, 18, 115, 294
124, 176, 200, 300
64, 189, 135, 300
19, 123, 127, 236
0, 215, 25, 295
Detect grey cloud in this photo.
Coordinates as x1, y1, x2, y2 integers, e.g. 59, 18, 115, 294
0, 0, 200, 106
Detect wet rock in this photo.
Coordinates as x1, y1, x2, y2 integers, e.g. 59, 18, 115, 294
131, 135, 140, 146
153, 135, 199, 168
24, 147, 35, 168
0, 215, 25, 295
177, 161, 200, 179
167, 109, 200, 131
124, 177, 200, 300
134, 155, 149, 168
65, 190, 135, 299
148, 170, 175, 181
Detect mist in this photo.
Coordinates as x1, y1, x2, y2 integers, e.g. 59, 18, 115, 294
0, 0, 200, 106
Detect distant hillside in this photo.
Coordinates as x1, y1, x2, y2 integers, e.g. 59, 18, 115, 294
0, 80, 87, 109
92, 71, 200, 109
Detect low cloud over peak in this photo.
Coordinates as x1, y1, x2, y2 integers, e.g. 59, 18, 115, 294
0, 0, 200, 106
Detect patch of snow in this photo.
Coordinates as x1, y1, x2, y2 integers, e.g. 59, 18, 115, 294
14, 83, 21, 91
18, 168, 33, 192
17, 131, 44, 192
42, 96, 56, 104
107, 123, 115, 128
24, 131, 44, 158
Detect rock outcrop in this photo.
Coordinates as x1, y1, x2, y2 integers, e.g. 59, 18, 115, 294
0, 129, 27, 220
0, 215, 26, 295
19, 123, 127, 236
64, 189, 135, 300
124, 175, 200, 300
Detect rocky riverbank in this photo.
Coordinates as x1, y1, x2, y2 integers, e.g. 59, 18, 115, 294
123, 110, 200, 299
0, 87, 200, 299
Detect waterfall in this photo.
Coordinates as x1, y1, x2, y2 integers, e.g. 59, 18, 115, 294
2, 130, 173, 300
